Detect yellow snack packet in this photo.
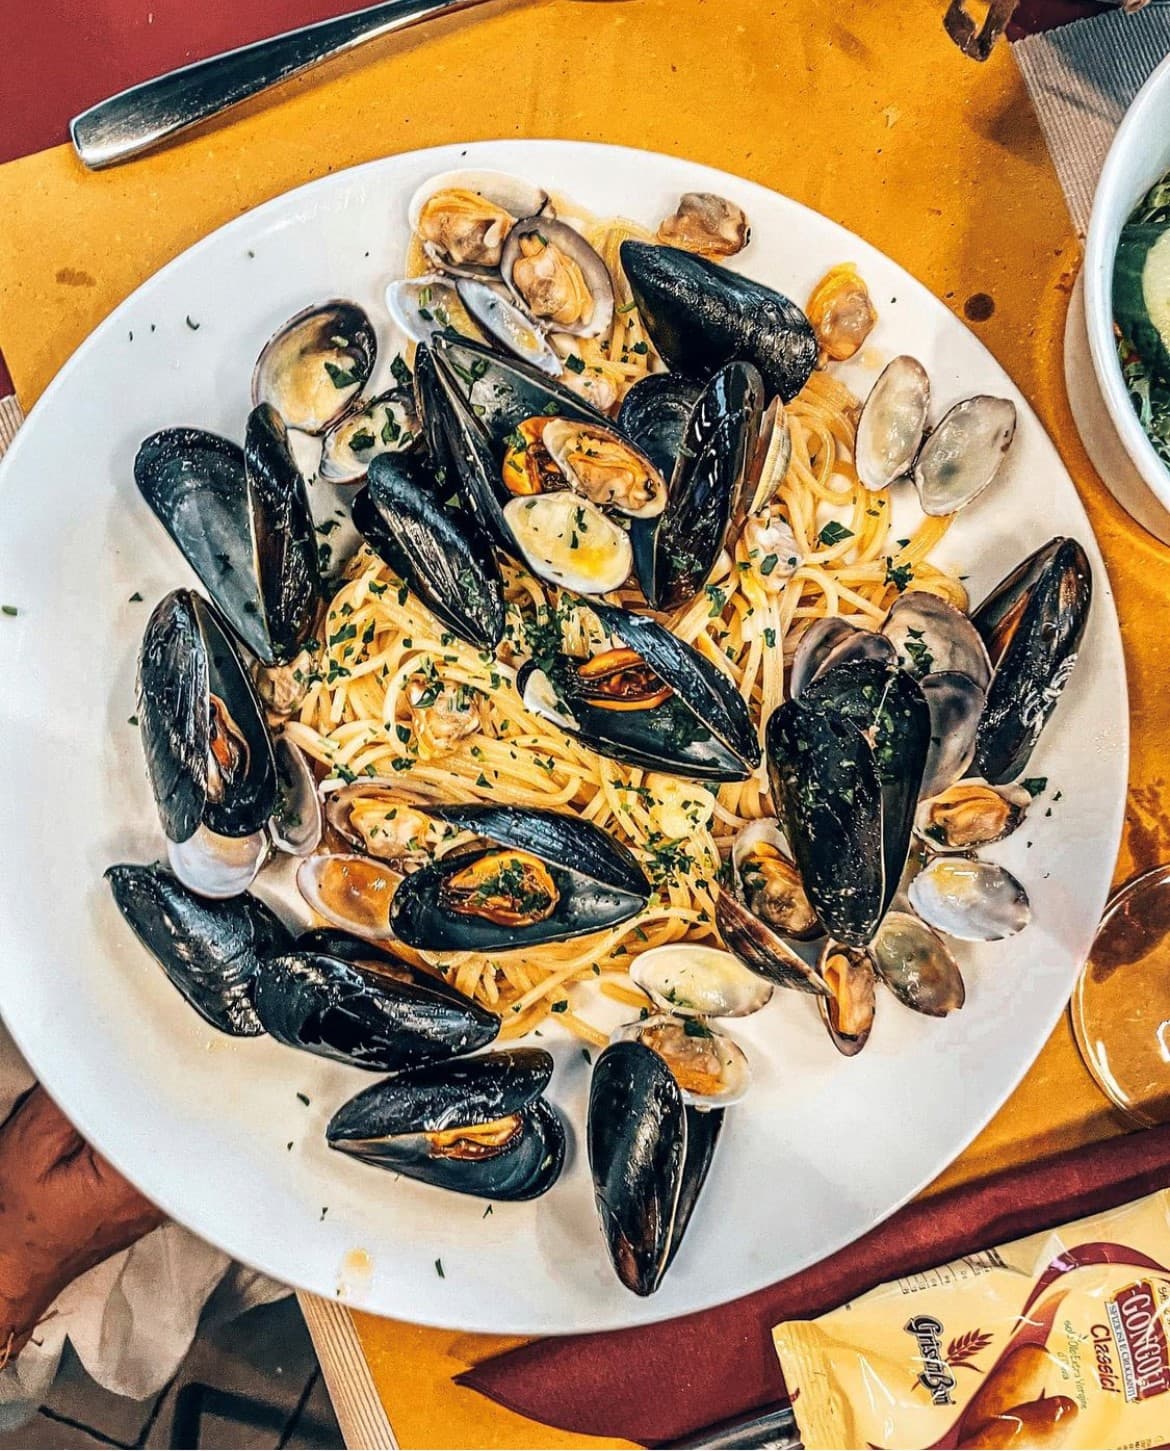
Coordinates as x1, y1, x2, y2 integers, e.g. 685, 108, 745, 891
773, 1189, 1170, 1449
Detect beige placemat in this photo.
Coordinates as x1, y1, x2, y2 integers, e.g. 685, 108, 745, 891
1014, 4, 1170, 233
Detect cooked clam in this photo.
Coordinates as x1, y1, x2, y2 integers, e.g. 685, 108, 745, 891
914, 780, 1030, 852
323, 782, 460, 865
501, 217, 615, 339
328, 1048, 564, 1201
730, 819, 819, 941
817, 941, 877, 1056
629, 943, 773, 1017
913, 395, 1016, 516
457, 279, 563, 374
106, 862, 290, 1035
503, 491, 633, 594
297, 852, 404, 941
881, 590, 992, 690
408, 170, 548, 277
855, 355, 930, 492
611, 1015, 750, 1108
656, 193, 750, 258
908, 857, 1030, 941
320, 389, 419, 484
541, 418, 666, 518
806, 264, 877, 362
871, 911, 964, 1016
252, 302, 376, 435
268, 738, 323, 856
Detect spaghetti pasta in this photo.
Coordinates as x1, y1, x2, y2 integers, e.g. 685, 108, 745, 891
286, 213, 960, 1040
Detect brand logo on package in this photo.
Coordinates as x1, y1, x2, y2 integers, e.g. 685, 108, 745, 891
905, 1315, 957, 1404
1105, 1281, 1170, 1401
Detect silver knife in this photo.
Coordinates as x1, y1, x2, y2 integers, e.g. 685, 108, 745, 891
71, 0, 492, 171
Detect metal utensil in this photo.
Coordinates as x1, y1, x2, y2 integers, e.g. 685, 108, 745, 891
70, 0, 490, 170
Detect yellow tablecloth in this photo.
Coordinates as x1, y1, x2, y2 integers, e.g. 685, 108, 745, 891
0, 0, 1162, 1443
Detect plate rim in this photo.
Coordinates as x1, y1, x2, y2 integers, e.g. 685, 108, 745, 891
0, 139, 1129, 1333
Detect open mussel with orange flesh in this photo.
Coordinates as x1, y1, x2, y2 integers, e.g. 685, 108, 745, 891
255, 941, 499, 1071
135, 404, 321, 668
971, 537, 1092, 785
417, 335, 658, 595
327, 1048, 564, 1201
620, 242, 817, 403
588, 1039, 722, 1296
137, 589, 277, 898
766, 662, 929, 947
351, 449, 505, 650
518, 601, 760, 782
105, 863, 290, 1036
389, 803, 650, 953
252, 301, 376, 435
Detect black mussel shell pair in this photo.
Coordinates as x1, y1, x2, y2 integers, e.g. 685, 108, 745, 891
387, 802, 651, 952
327, 1047, 565, 1202
767, 660, 930, 947
106, 864, 499, 1065
135, 404, 321, 668
138, 588, 277, 850
588, 1040, 722, 1296
519, 602, 760, 782
971, 537, 1092, 784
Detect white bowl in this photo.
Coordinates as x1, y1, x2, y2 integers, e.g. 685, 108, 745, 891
1083, 52, 1170, 538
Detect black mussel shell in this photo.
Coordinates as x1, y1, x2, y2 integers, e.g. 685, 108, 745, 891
588, 1040, 686, 1297
652, 362, 765, 610
292, 928, 475, 1006
327, 1048, 564, 1201
766, 697, 884, 948
665, 1106, 723, 1273
106, 862, 290, 1035
134, 408, 320, 666
137, 589, 276, 843
243, 404, 322, 663
254, 948, 499, 1071
617, 371, 704, 480
620, 242, 818, 402
351, 451, 505, 650
390, 804, 649, 953
429, 332, 603, 443
802, 661, 929, 922
972, 537, 1091, 784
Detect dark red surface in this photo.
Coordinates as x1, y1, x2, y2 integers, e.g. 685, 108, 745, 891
0, 0, 1094, 168
460, 1123, 1170, 1446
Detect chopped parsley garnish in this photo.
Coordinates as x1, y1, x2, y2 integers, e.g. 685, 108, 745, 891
128, 591, 143, 603
683, 1018, 714, 1039
185, 316, 200, 331
760, 553, 779, 576
631, 341, 649, 355
818, 521, 854, 547
1021, 777, 1048, 797
551, 1000, 569, 1013
884, 558, 914, 592
764, 627, 777, 648
565, 354, 585, 374
324, 361, 361, 389
902, 637, 934, 675
435, 1258, 445, 1278
349, 428, 376, 452
381, 411, 401, 445
296, 1092, 310, 1106
1, 605, 18, 617
705, 584, 727, 617
390, 354, 412, 388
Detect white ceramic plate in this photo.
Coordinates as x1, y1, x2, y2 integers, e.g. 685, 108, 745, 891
0, 142, 1126, 1334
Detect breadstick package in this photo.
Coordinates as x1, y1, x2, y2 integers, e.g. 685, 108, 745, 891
773, 1189, 1170, 1449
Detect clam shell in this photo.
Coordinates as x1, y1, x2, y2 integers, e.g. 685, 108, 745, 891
252, 301, 375, 435
871, 911, 964, 1016
269, 738, 323, 856
855, 355, 930, 491
457, 279, 563, 375
611, 1015, 751, 1109
320, 389, 420, 484
882, 591, 992, 691
407, 170, 549, 278
913, 395, 1016, 516
907, 857, 1030, 941
504, 491, 632, 594
629, 944, 773, 1018
501, 217, 615, 340
913, 779, 1030, 853
296, 852, 404, 941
